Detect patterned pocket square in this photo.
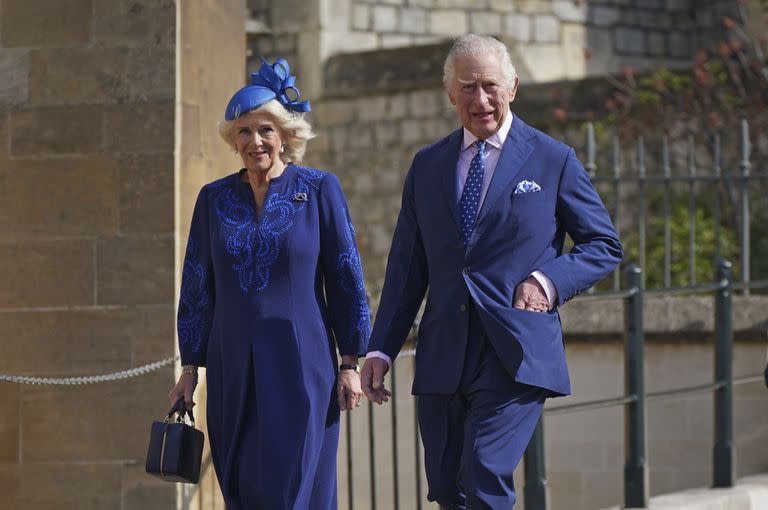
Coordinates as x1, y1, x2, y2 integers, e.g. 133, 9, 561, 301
514, 180, 541, 194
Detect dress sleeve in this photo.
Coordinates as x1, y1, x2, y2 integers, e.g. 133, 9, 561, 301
318, 173, 371, 357
177, 186, 215, 366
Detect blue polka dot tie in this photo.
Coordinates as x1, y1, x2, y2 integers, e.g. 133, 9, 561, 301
459, 140, 486, 246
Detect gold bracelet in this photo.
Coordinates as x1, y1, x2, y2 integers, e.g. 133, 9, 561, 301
182, 365, 198, 375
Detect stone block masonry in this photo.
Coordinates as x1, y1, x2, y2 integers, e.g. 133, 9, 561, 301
334, 0, 714, 68
0, 0, 244, 508
247, 0, 735, 105
0, 0, 92, 47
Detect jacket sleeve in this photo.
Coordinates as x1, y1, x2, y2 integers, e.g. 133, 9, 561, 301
318, 173, 371, 356
537, 148, 623, 306
177, 186, 216, 366
368, 163, 429, 361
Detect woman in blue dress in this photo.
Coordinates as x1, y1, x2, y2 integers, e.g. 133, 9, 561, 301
168, 58, 370, 509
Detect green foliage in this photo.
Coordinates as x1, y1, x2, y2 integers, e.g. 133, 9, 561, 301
623, 197, 738, 288
575, 7, 768, 290
555, 5, 768, 140
748, 189, 768, 281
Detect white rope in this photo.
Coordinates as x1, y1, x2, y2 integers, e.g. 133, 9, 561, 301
0, 355, 179, 385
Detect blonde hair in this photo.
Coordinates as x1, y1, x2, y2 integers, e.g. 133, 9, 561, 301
217, 99, 316, 163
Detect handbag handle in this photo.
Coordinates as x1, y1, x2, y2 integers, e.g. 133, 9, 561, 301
164, 397, 196, 427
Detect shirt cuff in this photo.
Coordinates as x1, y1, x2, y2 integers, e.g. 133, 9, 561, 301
531, 270, 557, 309
366, 351, 392, 367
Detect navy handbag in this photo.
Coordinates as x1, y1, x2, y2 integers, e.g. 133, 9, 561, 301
145, 398, 204, 483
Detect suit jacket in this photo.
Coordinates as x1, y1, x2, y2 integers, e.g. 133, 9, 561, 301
369, 116, 623, 396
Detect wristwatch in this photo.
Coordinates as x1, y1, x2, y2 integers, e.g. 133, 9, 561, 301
339, 363, 360, 373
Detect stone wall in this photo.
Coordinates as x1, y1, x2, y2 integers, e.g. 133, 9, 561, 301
541, 337, 768, 510
306, 85, 453, 286
251, 0, 757, 289
246, 0, 743, 94
0, 0, 176, 507
0, 1, 244, 508
342, 0, 716, 81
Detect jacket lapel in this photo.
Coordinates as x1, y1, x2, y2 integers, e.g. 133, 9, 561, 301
436, 128, 464, 232
473, 116, 535, 233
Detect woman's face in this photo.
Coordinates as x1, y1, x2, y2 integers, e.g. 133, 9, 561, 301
233, 110, 284, 175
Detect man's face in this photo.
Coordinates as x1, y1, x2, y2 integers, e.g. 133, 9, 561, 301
447, 53, 518, 140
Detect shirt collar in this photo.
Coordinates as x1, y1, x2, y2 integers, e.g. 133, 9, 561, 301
461, 109, 513, 152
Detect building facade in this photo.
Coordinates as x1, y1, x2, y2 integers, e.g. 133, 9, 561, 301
1, 1, 766, 509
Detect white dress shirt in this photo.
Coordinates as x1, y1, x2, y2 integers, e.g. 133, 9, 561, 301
368, 111, 556, 367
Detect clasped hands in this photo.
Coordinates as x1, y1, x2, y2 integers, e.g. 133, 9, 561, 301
336, 365, 364, 412
361, 276, 550, 405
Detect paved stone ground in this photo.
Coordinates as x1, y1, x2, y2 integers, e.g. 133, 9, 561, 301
600, 473, 768, 510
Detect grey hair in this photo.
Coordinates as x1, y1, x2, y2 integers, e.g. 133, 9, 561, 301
217, 99, 316, 163
443, 34, 517, 89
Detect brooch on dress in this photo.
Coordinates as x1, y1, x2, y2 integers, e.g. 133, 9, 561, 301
293, 192, 308, 202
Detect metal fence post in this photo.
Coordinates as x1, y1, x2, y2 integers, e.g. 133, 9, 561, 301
687, 134, 697, 285
636, 141, 647, 283
624, 264, 649, 508
739, 120, 750, 295
390, 362, 400, 510
346, 412, 354, 510
612, 134, 622, 292
662, 136, 672, 288
413, 356, 423, 510
713, 259, 734, 487
524, 417, 547, 510
368, 397, 377, 510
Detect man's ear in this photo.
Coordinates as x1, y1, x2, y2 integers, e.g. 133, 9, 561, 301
509, 77, 520, 103
445, 81, 457, 106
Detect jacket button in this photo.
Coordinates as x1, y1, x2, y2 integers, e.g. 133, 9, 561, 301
459, 304, 467, 312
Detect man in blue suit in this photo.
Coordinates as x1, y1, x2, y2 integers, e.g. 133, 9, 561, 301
361, 34, 622, 508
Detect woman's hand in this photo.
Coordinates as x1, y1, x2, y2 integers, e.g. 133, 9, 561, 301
169, 370, 197, 411
337, 367, 364, 411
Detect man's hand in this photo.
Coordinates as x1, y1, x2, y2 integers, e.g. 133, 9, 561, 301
361, 357, 392, 404
513, 276, 550, 312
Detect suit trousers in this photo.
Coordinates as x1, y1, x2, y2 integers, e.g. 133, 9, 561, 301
417, 303, 547, 509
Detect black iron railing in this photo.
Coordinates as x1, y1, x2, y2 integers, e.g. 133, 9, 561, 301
522, 261, 768, 509
340, 260, 767, 510
581, 119, 767, 295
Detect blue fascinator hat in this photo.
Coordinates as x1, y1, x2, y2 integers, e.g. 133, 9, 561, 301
224, 58, 311, 121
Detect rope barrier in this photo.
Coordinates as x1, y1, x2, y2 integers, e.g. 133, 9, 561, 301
0, 350, 418, 385
0, 355, 179, 385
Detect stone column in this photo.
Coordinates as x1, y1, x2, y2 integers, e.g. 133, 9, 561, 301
0, 1, 244, 508
176, 1, 246, 506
